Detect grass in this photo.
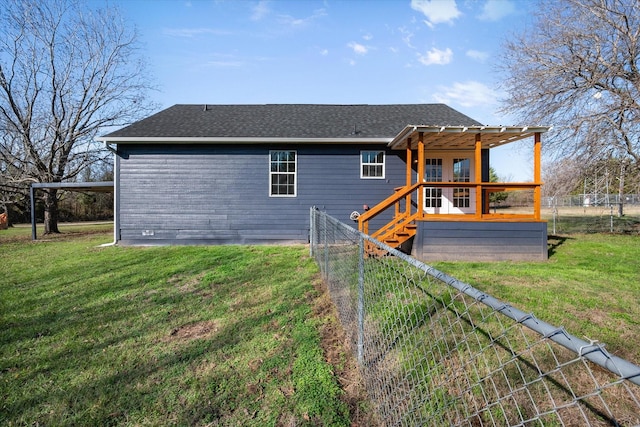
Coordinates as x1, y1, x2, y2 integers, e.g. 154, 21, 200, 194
432, 232, 640, 364
542, 206, 640, 234
0, 224, 356, 426
3, 217, 639, 425
357, 228, 640, 425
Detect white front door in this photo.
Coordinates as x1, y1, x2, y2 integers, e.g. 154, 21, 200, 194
423, 152, 475, 214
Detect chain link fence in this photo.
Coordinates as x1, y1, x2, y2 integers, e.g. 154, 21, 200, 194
309, 208, 640, 426
541, 196, 640, 235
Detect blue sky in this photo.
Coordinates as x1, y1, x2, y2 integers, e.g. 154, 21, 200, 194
115, 0, 539, 180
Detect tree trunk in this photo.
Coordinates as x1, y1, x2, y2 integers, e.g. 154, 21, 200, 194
43, 189, 60, 234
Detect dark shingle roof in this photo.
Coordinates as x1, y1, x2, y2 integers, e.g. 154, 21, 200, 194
100, 104, 483, 140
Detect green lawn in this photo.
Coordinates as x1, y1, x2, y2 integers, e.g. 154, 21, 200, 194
0, 225, 356, 426
433, 233, 640, 364
2, 221, 639, 425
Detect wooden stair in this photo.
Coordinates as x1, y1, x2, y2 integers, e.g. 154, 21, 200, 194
368, 222, 417, 257
357, 183, 421, 257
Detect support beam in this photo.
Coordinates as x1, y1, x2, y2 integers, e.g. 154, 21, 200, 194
475, 134, 483, 219
30, 185, 36, 240
417, 133, 425, 217
406, 139, 413, 216
534, 132, 542, 220
406, 138, 412, 187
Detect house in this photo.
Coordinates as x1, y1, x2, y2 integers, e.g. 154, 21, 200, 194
97, 104, 550, 261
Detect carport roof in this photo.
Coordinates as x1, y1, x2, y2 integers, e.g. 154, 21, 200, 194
31, 181, 114, 192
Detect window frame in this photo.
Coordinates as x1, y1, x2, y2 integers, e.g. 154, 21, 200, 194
269, 150, 297, 197
424, 158, 443, 208
452, 158, 471, 208
360, 150, 385, 179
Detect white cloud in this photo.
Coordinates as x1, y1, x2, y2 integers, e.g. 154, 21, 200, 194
432, 81, 498, 108
410, 0, 461, 28
466, 49, 489, 62
398, 26, 415, 49
348, 42, 368, 55
479, 0, 516, 21
278, 8, 327, 28
251, 0, 270, 21
362, 33, 373, 41
418, 47, 452, 65
320, 48, 329, 56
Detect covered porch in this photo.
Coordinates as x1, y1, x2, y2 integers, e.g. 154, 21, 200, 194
357, 125, 551, 261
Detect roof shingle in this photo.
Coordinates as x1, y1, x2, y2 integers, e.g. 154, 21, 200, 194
101, 104, 483, 140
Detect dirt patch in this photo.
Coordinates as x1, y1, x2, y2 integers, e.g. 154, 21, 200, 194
311, 275, 380, 427
163, 320, 220, 342
169, 272, 207, 294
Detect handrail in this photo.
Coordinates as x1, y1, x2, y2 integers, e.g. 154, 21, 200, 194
357, 182, 422, 232
414, 181, 542, 188
358, 181, 544, 234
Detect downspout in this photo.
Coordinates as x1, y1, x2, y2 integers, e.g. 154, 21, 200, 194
101, 142, 118, 246
104, 142, 117, 155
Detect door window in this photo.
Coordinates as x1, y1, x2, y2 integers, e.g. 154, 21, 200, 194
423, 154, 474, 214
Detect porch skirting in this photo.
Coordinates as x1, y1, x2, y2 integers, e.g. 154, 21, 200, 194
412, 221, 548, 262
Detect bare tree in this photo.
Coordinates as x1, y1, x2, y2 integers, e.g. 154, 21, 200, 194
499, 0, 640, 173
0, 0, 156, 233
541, 157, 587, 200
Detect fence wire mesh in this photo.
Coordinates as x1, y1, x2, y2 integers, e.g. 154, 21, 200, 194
309, 208, 640, 426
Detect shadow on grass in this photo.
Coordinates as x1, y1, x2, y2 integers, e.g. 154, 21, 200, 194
547, 234, 572, 258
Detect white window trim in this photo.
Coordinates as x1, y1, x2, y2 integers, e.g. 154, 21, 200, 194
269, 150, 297, 197
360, 150, 385, 179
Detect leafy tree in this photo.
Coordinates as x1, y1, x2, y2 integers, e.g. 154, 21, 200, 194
488, 167, 508, 207
0, 0, 156, 233
499, 0, 640, 174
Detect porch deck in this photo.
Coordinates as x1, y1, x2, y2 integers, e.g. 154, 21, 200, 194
357, 126, 550, 261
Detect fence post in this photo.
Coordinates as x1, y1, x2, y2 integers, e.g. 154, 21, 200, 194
309, 207, 314, 257
357, 234, 365, 365
610, 204, 614, 232
323, 211, 328, 280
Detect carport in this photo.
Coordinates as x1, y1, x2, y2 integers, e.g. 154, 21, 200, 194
30, 182, 114, 240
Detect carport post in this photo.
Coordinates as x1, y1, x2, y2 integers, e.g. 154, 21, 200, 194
30, 184, 36, 240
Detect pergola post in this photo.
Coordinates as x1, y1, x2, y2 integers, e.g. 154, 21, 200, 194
405, 138, 412, 187
406, 138, 412, 216
417, 133, 425, 218
475, 133, 483, 219
534, 132, 542, 220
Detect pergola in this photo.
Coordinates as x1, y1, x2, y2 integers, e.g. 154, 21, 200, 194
30, 181, 114, 240
358, 125, 551, 242
387, 125, 551, 219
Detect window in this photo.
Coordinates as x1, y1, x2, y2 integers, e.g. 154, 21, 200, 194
361, 151, 385, 179
453, 158, 470, 208
425, 158, 443, 208
270, 150, 296, 197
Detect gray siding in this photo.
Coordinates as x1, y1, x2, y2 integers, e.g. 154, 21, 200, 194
413, 221, 548, 261
116, 144, 404, 244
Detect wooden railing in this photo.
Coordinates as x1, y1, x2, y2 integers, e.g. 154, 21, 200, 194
357, 181, 543, 238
